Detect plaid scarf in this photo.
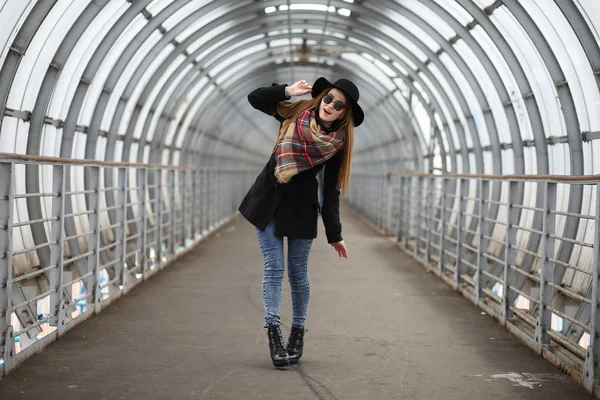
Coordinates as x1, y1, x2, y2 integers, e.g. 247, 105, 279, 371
274, 108, 344, 184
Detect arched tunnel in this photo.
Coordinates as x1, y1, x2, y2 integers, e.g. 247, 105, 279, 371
0, 1, 600, 398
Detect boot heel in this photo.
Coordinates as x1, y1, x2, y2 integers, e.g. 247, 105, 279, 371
272, 358, 291, 368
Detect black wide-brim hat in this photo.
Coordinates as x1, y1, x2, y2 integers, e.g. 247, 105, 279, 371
312, 77, 364, 127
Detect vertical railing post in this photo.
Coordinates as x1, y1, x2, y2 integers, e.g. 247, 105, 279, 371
584, 182, 600, 391
216, 170, 222, 226
404, 177, 412, 249
49, 165, 65, 333
181, 169, 188, 247
396, 176, 404, 243
212, 169, 217, 229
0, 162, 15, 370
414, 177, 422, 258
91, 166, 102, 313
537, 181, 557, 352
208, 169, 212, 234
191, 169, 197, 240
214, 170, 218, 227
438, 178, 447, 275
475, 179, 490, 304
386, 179, 393, 235
425, 176, 434, 265
382, 175, 386, 229
200, 170, 206, 236
454, 179, 466, 289
501, 180, 519, 324
118, 168, 128, 294
168, 169, 175, 255
140, 168, 148, 280
156, 169, 164, 270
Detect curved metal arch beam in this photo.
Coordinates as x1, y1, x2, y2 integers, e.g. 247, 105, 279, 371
44, 0, 152, 270
225, 62, 425, 172
53, 0, 165, 276
150, 14, 460, 172
325, 22, 468, 172
87, 1, 442, 250
0, 0, 57, 133
203, 23, 463, 173
186, 63, 436, 175
205, 17, 470, 174
0, 0, 61, 341
166, 51, 413, 173
346, 18, 476, 174
179, 61, 415, 168
178, 68, 309, 167
84, 0, 227, 163
7, 1, 116, 275
354, 1, 513, 254
344, 1, 503, 176
0, 0, 60, 269
120, 11, 322, 166
456, 0, 549, 174
352, 89, 423, 162
415, 0, 527, 173
23, 0, 112, 276
164, 31, 450, 172
119, 8, 356, 164
454, 1, 550, 294
171, 48, 429, 174
503, 1, 583, 175
74, 1, 247, 265
403, 0, 540, 268
452, 1, 563, 313
193, 71, 415, 173
193, 59, 423, 171
144, 41, 420, 171
553, 0, 600, 343
96, 3, 479, 177
554, 1, 600, 89
502, 0, 585, 340
186, 62, 418, 172
52, 0, 155, 273
95, 2, 348, 163
106, 8, 458, 174
57, 0, 153, 158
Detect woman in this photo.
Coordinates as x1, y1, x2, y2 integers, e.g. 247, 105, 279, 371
238, 77, 364, 368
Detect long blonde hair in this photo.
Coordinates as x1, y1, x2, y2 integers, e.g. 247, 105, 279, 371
274, 90, 355, 195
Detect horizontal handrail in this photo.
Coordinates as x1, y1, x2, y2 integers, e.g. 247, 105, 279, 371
0, 152, 258, 172
352, 170, 600, 183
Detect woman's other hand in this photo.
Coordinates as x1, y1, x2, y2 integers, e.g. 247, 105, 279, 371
330, 241, 348, 258
285, 80, 312, 97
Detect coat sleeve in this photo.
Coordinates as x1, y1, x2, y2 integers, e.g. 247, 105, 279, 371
321, 149, 344, 243
247, 83, 290, 123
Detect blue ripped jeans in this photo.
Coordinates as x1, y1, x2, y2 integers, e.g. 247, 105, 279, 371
256, 218, 313, 328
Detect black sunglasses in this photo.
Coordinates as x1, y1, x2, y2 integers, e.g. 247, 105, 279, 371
322, 93, 346, 111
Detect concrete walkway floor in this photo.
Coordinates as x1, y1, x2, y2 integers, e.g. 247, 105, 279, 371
0, 203, 593, 399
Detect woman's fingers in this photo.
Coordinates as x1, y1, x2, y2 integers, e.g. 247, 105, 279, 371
330, 242, 348, 258
292, 80, 312, 95
340, 246, 348, 258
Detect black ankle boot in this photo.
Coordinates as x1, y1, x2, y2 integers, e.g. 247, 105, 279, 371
286, 326, 305, 364
267, 325, 290, 368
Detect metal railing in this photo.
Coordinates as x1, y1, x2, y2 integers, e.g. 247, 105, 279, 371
0, 153, 254, 375
349, 171, 600, 396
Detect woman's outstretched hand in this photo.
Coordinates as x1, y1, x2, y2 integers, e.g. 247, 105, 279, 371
330, 240, 348, 258
285, 80, 312, 97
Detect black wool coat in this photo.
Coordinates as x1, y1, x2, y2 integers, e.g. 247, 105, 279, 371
238, 83, 344, 243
